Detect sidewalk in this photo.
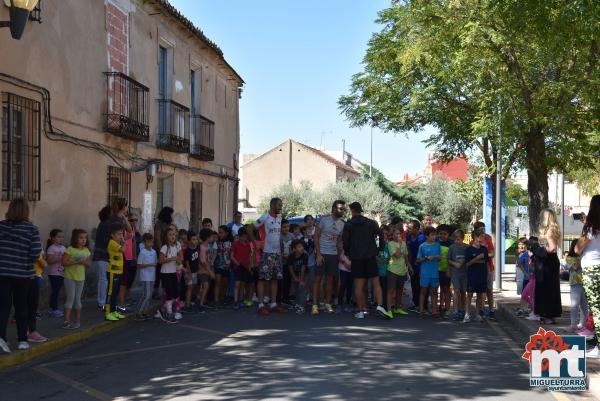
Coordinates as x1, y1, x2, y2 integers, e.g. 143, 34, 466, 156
0, 288, 157, 370
495, 273, 600, 397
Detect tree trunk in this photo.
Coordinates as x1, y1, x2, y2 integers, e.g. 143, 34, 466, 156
524, 126, 549, 234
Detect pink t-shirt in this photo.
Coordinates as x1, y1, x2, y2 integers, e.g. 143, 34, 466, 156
123, 228, 136, 261
47, 244, 66, 276
160, 243, 181, 274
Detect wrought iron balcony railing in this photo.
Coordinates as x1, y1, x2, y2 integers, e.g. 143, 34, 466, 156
104, 72, 149, 141
190, 114, 215, 161
157, 99, 190, 153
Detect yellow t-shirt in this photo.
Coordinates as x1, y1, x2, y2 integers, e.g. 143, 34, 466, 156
34, 254, 44, 277
107, 239, 124, 274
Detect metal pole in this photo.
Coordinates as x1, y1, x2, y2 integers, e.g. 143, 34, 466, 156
494, 135, 502, 290
370, 126, 373, 177
560, 173, 565, 254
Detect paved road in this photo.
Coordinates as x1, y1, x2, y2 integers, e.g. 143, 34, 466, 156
0, 308, 566, 400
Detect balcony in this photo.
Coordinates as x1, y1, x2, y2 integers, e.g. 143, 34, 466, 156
157, 99, 190, 153
104, 72, 149, 141
190, 115, 215, 161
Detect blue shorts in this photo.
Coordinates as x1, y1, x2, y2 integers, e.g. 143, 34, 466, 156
420, 275, 439, 289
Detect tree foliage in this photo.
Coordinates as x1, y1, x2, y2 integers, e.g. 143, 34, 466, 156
339, 0, 600, 231
417, 173, 474, 227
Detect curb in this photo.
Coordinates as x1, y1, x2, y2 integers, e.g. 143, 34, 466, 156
0, 306, 158, 371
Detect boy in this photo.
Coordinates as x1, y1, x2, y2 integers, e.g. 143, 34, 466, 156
471, 221, 496, 321
183, 231, 200, 313
515, 237, 530, 316
406, 220, 426, 312
437, 225, 453, 317
135, 233, 157, 321
106, 224, 126, 321
464, 228, 489, 323
288, 240, 308, 313
279, 219, 295, 305
197, 228, 215, 311
416, 227, 441, 318
231, 227, 255, 310
448, 229, 468, 321
376, 225, 391, 309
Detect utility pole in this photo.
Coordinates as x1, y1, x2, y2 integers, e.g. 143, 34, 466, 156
494, 108, 503, 291
370, 126, 373, 177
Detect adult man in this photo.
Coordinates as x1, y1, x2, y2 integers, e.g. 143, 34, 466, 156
406, 220, 426, 312
422, 214, 433, 229
471, 221, 497, 321
227, 211, 244, 236
254, 198, 287, 315
342, 202, 392, 319
313, 200, 346, 315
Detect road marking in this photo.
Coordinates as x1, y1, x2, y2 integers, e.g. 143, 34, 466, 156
43, 339, 214, 366
176, 323, 228, 336
33, 365, 113, 401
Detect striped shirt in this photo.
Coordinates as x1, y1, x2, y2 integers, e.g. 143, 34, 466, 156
0, 220, 42, 278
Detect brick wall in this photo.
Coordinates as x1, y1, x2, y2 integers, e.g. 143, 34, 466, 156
106, 2, 129, 114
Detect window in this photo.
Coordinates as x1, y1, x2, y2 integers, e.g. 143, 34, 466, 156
158, 46, 169, 135
190, 181, 203, 230
107, 166, 131, 206
1, 93, 41, 201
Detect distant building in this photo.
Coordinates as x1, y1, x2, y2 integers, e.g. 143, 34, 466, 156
397, 153, 468, 186
239, 139, 360, 209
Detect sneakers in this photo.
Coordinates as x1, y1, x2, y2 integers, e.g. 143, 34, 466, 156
475, 314, 484, 323
376, 305, 393, 320
311, 305, 319, 315
174, 312, 183, 320
354, 311, 366, 319
577, 328, 595, 339
114, 312, 126, 319
294, 305, 305, 314
325, 304, 334, 314
27, 332, 48, 343
526, 313, 540, 321
17, 341, 29, 351
165, 314, 178, 324
243, 300, 254, 307
343, 305, 354, 313
50, 309, 64, 318
451, 311, 461, 321
62, 321, 73, 329
463, 314, 471, 323
258, 306, 270, 316
0, 338, 11, 353
392, 307, 408, 316
567, 325, 580, 333
587, 346, 600, 359
71, 322, 81, 330
154, 310, 163, 319
105, 312, 120, 321
488, 310, 497, 321
271, 305, 288, 313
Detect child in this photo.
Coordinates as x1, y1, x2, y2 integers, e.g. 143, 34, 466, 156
291, 224, 303, 240
279, 219, 294, 305
183, 231, 200, 312
515, 238, 531, 316
159, 228, 183, 323
387, 228, 412, 316
105, 225, 126, 321
231, 227, 255, 310
522, 236, 539, 321
135, 233, 157, 321
61, 229, 91, 329
565, 239, 589, 333
214, 226, 233, 306
300, 225, 316, 308
437, 225, 453, 317
416, 226, 441, 318
376, 225, 391, 308
46, 229, 66, 318
338, 239, 353, 313
197, 228, 215, 311
448, 229, 468, 321
287, 239, 308, 313
464, 228, 489, 323
27, 252, 47, 343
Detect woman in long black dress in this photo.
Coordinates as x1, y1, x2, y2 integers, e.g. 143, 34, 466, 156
534, 209, 562, 324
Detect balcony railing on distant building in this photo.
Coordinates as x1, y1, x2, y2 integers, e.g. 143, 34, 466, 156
104, 72, 149, 141
157, 99, 190, 153
190, 114, 215, 161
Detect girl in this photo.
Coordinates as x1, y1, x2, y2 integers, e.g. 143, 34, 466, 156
387, 228, 412, 316
61, 229, 91, 329
534, 209, 562, 324
46, 229, 66, 317
27, 251, 48, 342
214, 226, 233, 305
245, 223, 261, 305
564, 239, 589, 333
159, 229, 183, 323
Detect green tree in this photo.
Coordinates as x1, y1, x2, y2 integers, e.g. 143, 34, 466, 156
506, 182, 529, 206
339, 0, 600, 231
417, 173, 474, 227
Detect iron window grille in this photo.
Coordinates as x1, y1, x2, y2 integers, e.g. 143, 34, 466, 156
157, 99, 190, 153
107, 166, 131, 207
1, 93, 41, 201
190, 181, 203, 231
190, 114, 215, 161
29, 1, 42, 23
105, 72, 149, 141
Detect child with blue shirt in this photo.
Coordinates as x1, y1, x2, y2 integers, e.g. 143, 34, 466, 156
515, 238, 531, 316
464, 228, 489, 323
416, 226, 441, 318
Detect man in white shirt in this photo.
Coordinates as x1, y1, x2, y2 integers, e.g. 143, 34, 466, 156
254, 197, 287, 315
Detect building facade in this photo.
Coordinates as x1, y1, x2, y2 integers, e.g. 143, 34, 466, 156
0, 0, 244, 241
239, 139, 360, 210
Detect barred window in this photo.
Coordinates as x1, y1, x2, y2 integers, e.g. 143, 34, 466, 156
1, 93, 41, 201
107, 166, 131, 206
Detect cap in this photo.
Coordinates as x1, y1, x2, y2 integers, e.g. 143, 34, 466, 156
348, 202, 363, 213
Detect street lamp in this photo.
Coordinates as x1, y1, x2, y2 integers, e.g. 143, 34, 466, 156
359, 101, 374, 177
0, 0, 39, 39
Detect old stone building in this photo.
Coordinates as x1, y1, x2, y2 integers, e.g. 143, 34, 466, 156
0, 0, 244, 241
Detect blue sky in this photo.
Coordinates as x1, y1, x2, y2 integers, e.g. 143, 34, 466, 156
171, 0, 433, 181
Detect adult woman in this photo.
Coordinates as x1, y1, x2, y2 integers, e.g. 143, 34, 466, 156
93, 206, 112, 309
0, 198, 42, 353
534, 209, 562, 324
575, 194, 600, 359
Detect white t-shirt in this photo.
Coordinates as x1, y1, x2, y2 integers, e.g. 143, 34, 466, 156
318, 215, 345, 255
137, 248, 157, 281
231, 223, 243, 236
254, 212, 282, 254
581, 229, 600, 269
160, 243, 181, 273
